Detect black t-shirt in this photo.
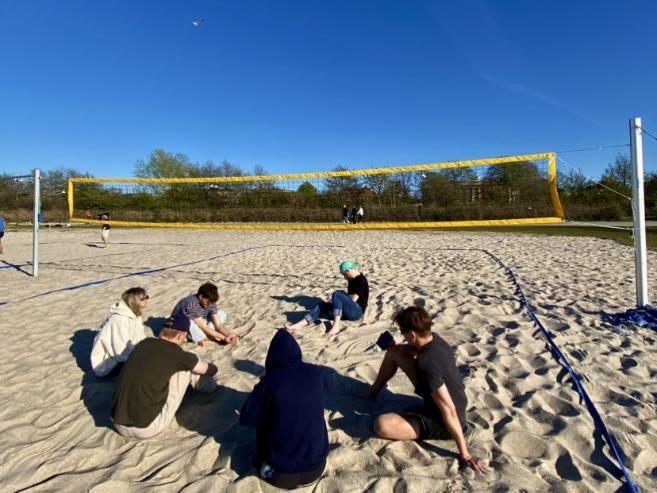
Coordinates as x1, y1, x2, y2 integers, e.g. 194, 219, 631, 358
347, 273, 369, 311
414, 333, 467, 427
111, 338, 199, 428
98, 213, 111, 230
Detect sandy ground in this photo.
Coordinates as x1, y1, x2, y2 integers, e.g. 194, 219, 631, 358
0, 228, 655, 492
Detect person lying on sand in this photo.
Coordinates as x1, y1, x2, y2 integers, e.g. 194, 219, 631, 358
168, 282, 239, 347
111, 327, 219, 439
90, 287, 149, 377
240, 329, 329, 489
358, 306, 490, 474
285, 261, 368, 336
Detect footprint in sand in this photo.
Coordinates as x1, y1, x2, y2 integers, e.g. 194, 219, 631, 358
499, 430, 549, 459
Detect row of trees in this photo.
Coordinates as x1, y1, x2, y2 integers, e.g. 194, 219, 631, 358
0, 150, 646, 223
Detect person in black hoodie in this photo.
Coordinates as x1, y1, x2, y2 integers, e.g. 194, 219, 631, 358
240, 329, 329, 489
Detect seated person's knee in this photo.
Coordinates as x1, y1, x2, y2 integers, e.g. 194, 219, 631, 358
373, 415, 389, 438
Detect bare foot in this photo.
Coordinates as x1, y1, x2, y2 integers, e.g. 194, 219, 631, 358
285, 320, 309, 331
326, 322, 341, 336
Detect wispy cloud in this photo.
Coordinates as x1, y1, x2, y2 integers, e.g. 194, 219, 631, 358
480, 72, 601, 126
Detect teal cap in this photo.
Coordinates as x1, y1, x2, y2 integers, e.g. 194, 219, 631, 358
339, 261, 358, 274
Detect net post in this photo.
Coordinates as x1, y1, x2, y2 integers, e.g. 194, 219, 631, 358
32, 168, 41, 277
67, 178, 74, 220
630, 117, 648, 307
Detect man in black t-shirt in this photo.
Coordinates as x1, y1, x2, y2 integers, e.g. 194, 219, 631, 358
361, 306, 489, 474
111, 327, 219, 439
285, 261, 368, 336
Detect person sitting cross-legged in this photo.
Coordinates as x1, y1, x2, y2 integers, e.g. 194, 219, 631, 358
111, 326, 219, 439
285, 261, 368, 336
360, 306, 489, 474
169, 282, 239, 346
240, 329, 329, 489
90, 287, 150, 377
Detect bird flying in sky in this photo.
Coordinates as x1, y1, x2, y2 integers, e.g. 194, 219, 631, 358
192, 19, 205, 27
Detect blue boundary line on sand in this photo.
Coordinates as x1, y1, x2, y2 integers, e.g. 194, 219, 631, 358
0, 246, 267, 306
481, 249, 638, 493
1, 262, 30, 270
363, 245, 638, 491
0, 245, 339, 307
0, 243, 640, 490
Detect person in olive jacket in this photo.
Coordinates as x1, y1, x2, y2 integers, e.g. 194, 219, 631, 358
240, 329, 329, 489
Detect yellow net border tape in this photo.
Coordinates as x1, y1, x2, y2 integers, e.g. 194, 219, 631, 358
72, 217, 564, 230
68, 152, 565, 223
69, 152, 556, 184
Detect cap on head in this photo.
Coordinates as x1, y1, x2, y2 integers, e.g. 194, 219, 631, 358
167, 315, 190, 332
339, 261, 358, 274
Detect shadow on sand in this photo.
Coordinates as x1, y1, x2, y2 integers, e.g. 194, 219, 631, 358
1, 260, 32, 276
271, 294, 323, 324
69, 328, 117, 430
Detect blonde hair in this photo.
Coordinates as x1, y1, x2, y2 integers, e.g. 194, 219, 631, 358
121, 287, 147, 316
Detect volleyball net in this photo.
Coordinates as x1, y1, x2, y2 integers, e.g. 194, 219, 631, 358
67, 152, 565, 230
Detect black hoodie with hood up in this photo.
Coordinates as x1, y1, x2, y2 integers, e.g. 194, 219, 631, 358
240, 329, 329, 474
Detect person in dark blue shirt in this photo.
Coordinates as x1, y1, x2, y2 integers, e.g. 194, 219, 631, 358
240, 329, 329, 489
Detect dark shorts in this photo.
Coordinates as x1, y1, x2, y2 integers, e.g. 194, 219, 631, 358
407, 412, 451, 440
0, 231, 4, 239
263, 460, 326, 490
404, 411, 468, 441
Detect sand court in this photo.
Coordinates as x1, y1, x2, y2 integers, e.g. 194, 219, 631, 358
0, 228, 655, 491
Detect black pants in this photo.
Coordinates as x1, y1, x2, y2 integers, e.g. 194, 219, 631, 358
266, 460, 326, 490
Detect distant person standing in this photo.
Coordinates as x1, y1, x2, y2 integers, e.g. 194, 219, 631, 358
342, 205, 350, 224
0, 214, 5, 254
356, 206, 364, 223
98, 212, 111, 248
350, 206, 357, 224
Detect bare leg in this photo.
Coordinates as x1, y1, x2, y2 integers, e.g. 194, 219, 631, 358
368, 346, 418, 399
285, 318, 311, 331
374, 413, 421, 440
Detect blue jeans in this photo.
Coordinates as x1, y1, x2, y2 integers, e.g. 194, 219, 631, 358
304, 291, 363, 324
188, 310, 227, 343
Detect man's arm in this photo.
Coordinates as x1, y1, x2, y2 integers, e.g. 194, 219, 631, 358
192, 359, 218, 377
432, 384, 489, 473
192, 316, 229, 342
209, 313, 240, 343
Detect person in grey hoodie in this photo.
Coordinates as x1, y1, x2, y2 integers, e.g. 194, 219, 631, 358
240, 329, 329, 489
90, 287, 150, 377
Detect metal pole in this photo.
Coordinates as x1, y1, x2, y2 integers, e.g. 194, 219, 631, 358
630, 118, 648, 306
32, 168, 40, 277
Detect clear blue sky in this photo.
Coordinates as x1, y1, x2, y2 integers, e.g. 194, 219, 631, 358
1, 0, 656, 179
